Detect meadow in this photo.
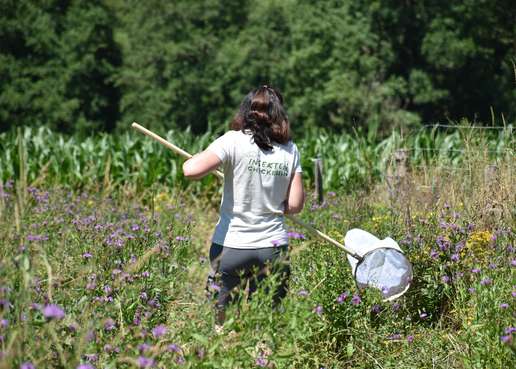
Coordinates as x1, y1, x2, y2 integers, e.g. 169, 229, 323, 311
0, 125, 514, 368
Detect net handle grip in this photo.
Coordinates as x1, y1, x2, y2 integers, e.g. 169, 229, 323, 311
131, 122, 362, 259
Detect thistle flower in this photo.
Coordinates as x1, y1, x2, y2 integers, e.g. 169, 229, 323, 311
407, 335, 414, 343
441, 275, 450, 284
313, 305, 323, 315
499, 303, 509, 309
20, 363, 36, 369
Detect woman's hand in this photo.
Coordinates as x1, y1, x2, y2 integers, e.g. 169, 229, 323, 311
182, 150, 222, 180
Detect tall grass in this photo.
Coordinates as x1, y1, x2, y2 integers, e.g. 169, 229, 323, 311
0, 123, 513, 192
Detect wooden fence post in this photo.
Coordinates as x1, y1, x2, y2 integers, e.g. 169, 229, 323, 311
313, 156, 324, 205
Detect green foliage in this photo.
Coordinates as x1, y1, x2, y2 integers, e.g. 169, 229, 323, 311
1, 1, 514, 134
0, 175, 513, 368
0, 0, 121, 134
0, 124, 513, 193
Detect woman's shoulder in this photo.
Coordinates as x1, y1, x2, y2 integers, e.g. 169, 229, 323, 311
275, 139, 299, 153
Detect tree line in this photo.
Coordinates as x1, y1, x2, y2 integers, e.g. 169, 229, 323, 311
1, 0, 514, 136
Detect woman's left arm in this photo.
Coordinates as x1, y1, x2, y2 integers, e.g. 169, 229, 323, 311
182, 150, 222, 180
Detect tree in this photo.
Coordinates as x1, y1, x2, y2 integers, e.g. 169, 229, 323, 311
0, 0, 121, 134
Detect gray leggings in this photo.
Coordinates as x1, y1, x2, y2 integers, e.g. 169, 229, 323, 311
206, 243, 290, 310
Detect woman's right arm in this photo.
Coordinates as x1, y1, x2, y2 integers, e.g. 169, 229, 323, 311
284, 172, 304, 214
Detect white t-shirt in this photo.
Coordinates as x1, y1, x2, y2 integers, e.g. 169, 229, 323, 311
207, 130, 302, 249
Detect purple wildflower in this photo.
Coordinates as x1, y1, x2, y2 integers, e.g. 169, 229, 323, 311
336, 292, 348, 304
77, 364, 95, 369
441, 275, 450, 284
20, 363, 36, 369
103, 318, 116, 331
175, 356, 185, 365
468, 287, 476, 294
450, 254, 459, 262
488, 263, 497, 270
480, 278, 492, 286
387, 333, 402, 340
505, 327, 516, 334
82, 252, 93, 259
138, 356, 155, 368
0, 319, 8, 328
175, 236, 188, 241
271, 240, 281, 247
392, 303, 401, 312
138, 343, 151, 353
371, 304, 382, 313
430, 249, 439, 259
287, 231, 305, 240
419, 312, 428, 319
208, 282, 221, 292
351, 295, 361, 305
471, 268, 481, 274
152, 324, 167, 338
167, 344, 181, 353
43, 304, 65, 320
314, 305, 323, 315
511, 259, 516, 267
407, 335, 414, 343
500, 303, 509, 309
298, 289, 309, 297
255, 356, 268, 367
500, 335, 512, 344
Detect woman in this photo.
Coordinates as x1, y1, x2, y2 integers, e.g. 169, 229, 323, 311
183, 86, 304, 325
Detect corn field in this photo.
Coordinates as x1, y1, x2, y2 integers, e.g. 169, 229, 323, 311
0, 124, 513, 192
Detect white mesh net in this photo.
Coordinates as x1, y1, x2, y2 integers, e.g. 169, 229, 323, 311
345, 229, 412, 300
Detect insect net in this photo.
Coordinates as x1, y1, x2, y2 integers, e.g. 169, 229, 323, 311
345, 229, 413, 301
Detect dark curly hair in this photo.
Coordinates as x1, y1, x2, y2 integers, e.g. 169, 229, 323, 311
230, 85, 291, 150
